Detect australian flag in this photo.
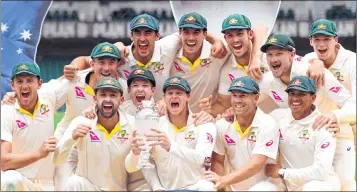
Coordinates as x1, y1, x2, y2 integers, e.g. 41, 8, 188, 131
1, 1, 52, 98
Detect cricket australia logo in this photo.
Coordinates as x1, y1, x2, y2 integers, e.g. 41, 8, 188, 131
185, 130, 196, 142
153, 62, 164, 74
299, 129, 310, 144
334, 72, 344, 82
248, 131, 256, 147
200, 59, 212, 68
117, 129, 129, 143
40, 104, 50, 116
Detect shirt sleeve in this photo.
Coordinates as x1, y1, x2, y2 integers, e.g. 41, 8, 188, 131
218, 63, 231, 95
1, 105, 14, 142
284, 130, 336, 181
349, 57, 356, 97
322, 69, 356, 124
44, 79, 70, 110
252, 117, 279, 160
213, 119, 229, 155
160, 32, 181, 59
52, 116, 86, 165
141, 166, 164, 191
169, 123, 217, 166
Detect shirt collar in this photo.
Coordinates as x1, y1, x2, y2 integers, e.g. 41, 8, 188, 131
15, 97, 41, 120
233, 107, 263, 128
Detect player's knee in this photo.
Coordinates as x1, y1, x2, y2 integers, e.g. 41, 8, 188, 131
1, 170, 24, 190
194, 179, 215, 191
63, 175, 83, 191
248, 181, 277, 191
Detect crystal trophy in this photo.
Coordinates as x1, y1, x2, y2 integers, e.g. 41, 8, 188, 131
204, 156, 212, 171
135, 100, 160, 169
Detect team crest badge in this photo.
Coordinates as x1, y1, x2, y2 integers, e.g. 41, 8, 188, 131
228, 18, 238, 25
40, 104, 50, 116
317, 24, 327, 30
153, 62, 164, 74
117, 129, 129, 143
234, 81, 244, 87
293, 79, 302, 85
101, 45, 113, 53
185, 16, 196, 23
104, 79, 113, 85
134, 69, 145, 74
170, 77, 180, 83
137, 18, 147, 24
268, 37, 277, 43
335, 72, 344, 82
299, 129, 310, 144
200, 59, 211, 68
185, 130, 196, 142
18, 64, 28, 70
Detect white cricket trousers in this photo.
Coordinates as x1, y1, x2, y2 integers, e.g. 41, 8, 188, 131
64, 174, 103, 191
1, 170, 54, 191
54, 146, 78, 191
185, 179, 215, 191
334, 138, 356, 191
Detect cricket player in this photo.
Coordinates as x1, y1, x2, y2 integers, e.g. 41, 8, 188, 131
199, 14, 325, 116
52, 77, 134, 191
266, 76, 340, 191
170, 12, 229, 113
303, 19, 356, 191
203, 76, 280, 191
125, 76, 217, 191
259, 34, 356, 191
1, 62, 67, 191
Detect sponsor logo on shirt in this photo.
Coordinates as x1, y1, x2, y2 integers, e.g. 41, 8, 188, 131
206, 132, 214, 143
228, 73, 235, 82
224, 134, 236, 145
89, 130, 101, 142
321, 141, 330, 149
173, 62, 184, 73
123, 70, 131, 79
279, 129, 284, 140
15, 120, 27, 130
153, 62, 164, 74
117, 129, 129, 143
200, 58, 211, 68
271, 91, 283, 102
265, 140, 273, 147
40, 104, 50, 116
75, 87, 86, 99
329, 86, 341, 93
294, 56, 302, 62
298, 129, 310, 144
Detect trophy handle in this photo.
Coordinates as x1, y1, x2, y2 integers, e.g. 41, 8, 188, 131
170, 1, 281, 38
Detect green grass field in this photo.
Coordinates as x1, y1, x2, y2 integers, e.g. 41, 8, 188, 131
54, 112, 65, 130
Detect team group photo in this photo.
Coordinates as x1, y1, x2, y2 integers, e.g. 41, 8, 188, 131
1, 0, 356, 191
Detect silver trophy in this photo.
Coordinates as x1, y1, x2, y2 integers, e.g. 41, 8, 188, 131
135, 100, 160, 169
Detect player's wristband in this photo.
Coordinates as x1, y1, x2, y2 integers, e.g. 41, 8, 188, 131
278, 168, 286, 179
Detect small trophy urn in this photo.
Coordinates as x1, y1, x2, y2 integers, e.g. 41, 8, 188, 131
204, 156, 212, 171
135, 100, 160, 169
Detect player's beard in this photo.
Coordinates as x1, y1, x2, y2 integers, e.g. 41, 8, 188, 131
97, 102, 119, 118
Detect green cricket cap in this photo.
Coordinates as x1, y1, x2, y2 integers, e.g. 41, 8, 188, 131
11, 62, 41, 79
129, 13, 160, 31
285, 76, 317, 94
127, 69, 156, 87
163, 76, 191, 93
228, 76, 259, 94
261, 34, 296, 53
221, 14, 251, 33
90, 42, 121, 60
309, 19, 337, 37
178, 12, 207, 29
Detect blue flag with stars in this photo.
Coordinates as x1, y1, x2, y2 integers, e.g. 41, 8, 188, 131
1, 1, 52, 99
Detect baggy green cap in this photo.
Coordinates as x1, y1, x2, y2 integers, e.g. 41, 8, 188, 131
129, 13, 160, 31
309, 19, 337, 37
221, 14, 251, 33
95, 77, 123, 95
178, 12, 207, 29
11, 62, 41, 79
90, 42, 121, 60
285, 76, 317, 94
228, 76, 259, 94
163, 76, 191, 93
127, 69, 156, 87
260, 34, 295, 53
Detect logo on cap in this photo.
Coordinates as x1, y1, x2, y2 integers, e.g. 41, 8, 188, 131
228, 18, 238, 25
234, 81, 244, 87
268, 37, 277, 43
104, 79, 113, 85
170, 77, 180, 83
101, 45, 113, 53
137, 18, 147, 24
293, 79, 302, 85
317, 24, 327, 30
185, 16, 196, 23
134, 69, 145, 74
18, 64, 28, 70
